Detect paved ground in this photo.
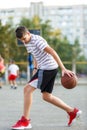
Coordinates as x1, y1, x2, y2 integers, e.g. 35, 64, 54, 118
0, 83, 87, 130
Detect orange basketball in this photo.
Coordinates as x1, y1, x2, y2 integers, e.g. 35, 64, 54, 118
61, 73, 78, 89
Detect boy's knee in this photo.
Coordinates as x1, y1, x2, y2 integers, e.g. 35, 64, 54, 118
24, 85, 28, 93
24, 84, 35, 94
42, 92, 51, 101
42, 94, 47, 101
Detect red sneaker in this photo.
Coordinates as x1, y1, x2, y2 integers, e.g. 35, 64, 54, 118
12, 116, 32, 129
67, 108, 82, 126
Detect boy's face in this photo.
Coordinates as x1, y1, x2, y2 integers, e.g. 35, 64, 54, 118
19, 32, 31, 44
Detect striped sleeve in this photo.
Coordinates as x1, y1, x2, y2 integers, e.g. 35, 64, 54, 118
35, 36, 49, 51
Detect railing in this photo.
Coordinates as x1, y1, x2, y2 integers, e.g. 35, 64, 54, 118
1, 61, 87, 85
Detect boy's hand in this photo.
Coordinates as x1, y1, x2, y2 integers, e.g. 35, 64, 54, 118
62, 68, 75, 77
33, 68, 37, 75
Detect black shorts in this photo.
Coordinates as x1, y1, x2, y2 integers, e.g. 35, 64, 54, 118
28, 68, 58, 93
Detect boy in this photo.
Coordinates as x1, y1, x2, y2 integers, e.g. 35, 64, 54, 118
8, 59, 19, 89
12, 26, 82, 129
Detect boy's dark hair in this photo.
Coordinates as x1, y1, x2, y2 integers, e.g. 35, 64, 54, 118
15, 26, 28, 38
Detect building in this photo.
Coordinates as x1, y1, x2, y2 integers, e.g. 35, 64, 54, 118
0, 8, 29, 25
0, 2, 87, 55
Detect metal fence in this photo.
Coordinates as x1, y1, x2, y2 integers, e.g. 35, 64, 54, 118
1, 61, 87, 85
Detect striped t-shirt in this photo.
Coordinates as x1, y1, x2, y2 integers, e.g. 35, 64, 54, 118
24, 34, 58, 70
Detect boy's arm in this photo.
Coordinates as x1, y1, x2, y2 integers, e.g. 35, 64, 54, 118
16, 65, 19, 77
33, 57, 38, 75
33, 57, 38, 69
44, 46, 74, 77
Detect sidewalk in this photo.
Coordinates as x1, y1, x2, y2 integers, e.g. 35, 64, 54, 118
0, 84, 87, 130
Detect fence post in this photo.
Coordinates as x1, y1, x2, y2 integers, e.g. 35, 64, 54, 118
5, 63, 8, 84
72, 60, 76, 74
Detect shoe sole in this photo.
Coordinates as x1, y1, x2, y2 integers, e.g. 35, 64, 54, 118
68, 110, 82, 126
76, 110, 82, 119
12, 124, 32, 130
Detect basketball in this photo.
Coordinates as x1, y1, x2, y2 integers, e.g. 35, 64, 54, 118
61, 73, 78, 89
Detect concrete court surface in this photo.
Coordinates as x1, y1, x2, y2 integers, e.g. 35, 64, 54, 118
0, 84, 87, 130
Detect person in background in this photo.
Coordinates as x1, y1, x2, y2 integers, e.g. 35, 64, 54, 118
28, 53, 34, 79
8, 59, 19, 89
0, 55, 5, 89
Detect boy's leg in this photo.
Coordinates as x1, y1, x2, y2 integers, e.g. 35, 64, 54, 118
9, 80, 13, 88
23, 84, 36, 119
12, 71, 38, 129
12, 84, 36, 129
13, 80, 17, 89
42, 92, 73, 112
42, 92, 82, 126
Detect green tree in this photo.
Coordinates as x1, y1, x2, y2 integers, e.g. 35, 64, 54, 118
0, 16, 86, 74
